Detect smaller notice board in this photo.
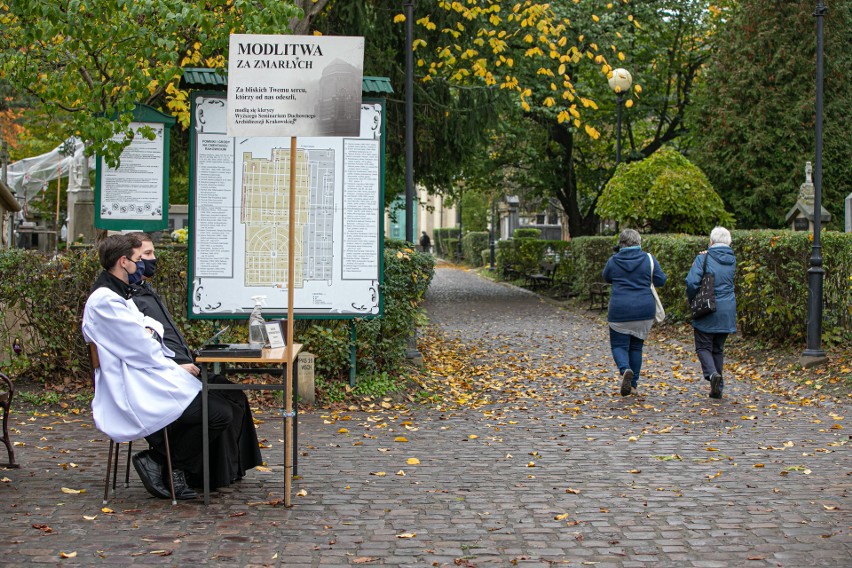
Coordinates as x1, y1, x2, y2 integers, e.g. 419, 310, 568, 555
188, 92, 386, 319
95, 104, 174, 231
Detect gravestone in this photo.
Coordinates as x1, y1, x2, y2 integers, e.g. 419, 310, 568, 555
297, 352, 316, 405
845, 192, 851, 233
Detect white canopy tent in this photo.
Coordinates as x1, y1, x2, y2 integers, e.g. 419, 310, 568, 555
6, 137, 94, 204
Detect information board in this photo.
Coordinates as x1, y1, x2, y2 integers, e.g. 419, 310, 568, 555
188, 92, 384, 319
95, 104, 174, 231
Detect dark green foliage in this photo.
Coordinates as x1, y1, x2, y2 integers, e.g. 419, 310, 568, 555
462, 232, 490, 266
432, 227, 460, 258
596, 147, 735, 234
443, 239, 461, 260
535, 231, 852, 345
0, 248, 99, 384
690, 0, 852, 229
567, 237, 617, 298
461, 191, 489, 232
0, 241, 435, 387
513, 228, 542, 239
497, 238, 570, 281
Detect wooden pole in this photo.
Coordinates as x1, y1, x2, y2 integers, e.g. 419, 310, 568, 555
284, 137, 296, 507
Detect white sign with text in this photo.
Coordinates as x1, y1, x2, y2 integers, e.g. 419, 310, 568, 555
227, 34, 364, 138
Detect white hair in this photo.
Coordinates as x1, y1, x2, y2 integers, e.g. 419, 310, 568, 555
709, 226, 732, 246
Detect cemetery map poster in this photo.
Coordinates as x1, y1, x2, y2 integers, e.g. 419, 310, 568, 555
189, 92, 383, 318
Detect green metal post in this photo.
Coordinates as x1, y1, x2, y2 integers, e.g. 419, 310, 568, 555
349, 320, 357, 387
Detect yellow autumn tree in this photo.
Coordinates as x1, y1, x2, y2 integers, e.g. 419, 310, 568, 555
397, 0, 643, 235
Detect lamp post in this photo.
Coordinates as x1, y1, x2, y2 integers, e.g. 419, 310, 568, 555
802, 0, 828, 366
404, 0, 415, 244
608, 68, 633, 167
403, 0, 422, 364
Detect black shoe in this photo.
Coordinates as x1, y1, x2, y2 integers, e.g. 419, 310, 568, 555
620, 369, 634, 397
163, 468, 198, 500
709, 373, 723, 399
132, 450, 171, 499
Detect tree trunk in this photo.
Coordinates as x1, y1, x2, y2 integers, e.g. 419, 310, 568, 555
289, 0, 334, 34
546, 121, 599, 237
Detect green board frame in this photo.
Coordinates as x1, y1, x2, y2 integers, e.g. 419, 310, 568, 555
94, 104, 175, 231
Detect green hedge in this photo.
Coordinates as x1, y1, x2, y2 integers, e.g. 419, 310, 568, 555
497, 237, 571, 280
462, 231, 490, 266
0, 241, 435, 386
499, 231, 852, 345
433, 227, 460, 258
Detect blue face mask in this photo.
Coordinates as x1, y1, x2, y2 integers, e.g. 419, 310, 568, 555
142, 258, 157, 278
126, 259, 145, 285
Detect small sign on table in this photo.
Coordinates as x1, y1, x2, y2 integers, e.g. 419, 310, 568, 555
265, 321, 287, 348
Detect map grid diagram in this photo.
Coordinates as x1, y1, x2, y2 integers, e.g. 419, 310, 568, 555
241, 147, 335, 288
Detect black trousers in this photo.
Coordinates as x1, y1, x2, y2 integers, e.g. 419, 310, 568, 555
693, 328, 728, 380
146, 375, 262, 488
146, 390, 232, 473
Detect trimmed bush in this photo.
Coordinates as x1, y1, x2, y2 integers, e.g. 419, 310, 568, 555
433, 227, 460, 258
513, 228, 541, 239
462, 231, 490, 266
519, 231, 852, 345
0, 241, 435, 387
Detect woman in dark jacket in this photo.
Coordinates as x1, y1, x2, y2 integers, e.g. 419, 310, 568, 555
685, 226, 737, 399
603, 229, 667, 396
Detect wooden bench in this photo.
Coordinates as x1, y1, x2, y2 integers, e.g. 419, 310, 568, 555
0, 372, 18, 468
526, 260, 558, 290
589, 282, 611, 310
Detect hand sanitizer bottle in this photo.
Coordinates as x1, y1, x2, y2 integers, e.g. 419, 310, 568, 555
248, 295, 268, 348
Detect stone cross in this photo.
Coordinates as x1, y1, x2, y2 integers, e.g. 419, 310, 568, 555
799, 161, 815, 206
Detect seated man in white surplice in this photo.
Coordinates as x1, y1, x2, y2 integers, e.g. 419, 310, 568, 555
82, 234, 231, 499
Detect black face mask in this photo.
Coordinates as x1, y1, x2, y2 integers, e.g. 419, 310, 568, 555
142, 258, 157, 278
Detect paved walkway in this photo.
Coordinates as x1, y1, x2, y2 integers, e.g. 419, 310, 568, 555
1, 265, 849, 567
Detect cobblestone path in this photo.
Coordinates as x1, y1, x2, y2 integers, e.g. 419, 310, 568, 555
0, 265, 849, 567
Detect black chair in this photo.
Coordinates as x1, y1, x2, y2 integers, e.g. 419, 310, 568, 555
88, 343, 177, 505
0, 372, 18, 468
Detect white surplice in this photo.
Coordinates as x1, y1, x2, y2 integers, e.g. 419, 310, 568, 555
82, 286, 201, 443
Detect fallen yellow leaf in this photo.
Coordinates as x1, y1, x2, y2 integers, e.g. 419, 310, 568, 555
61, 487, 84, 494
296, 489, 308, 496
396, 532, 416, 539
407, 458, 420, 465
59, 552, 77, 559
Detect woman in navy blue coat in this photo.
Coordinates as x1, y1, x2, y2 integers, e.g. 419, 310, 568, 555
603, 229, 667, 396
685, 227, 737, 399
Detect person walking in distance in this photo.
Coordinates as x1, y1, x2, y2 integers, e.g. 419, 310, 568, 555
686, 226, 737, 399
602, 229, 667, 396
419, 231, 431, 253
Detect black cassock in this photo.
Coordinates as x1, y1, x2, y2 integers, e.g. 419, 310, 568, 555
132, 281, 262, 489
